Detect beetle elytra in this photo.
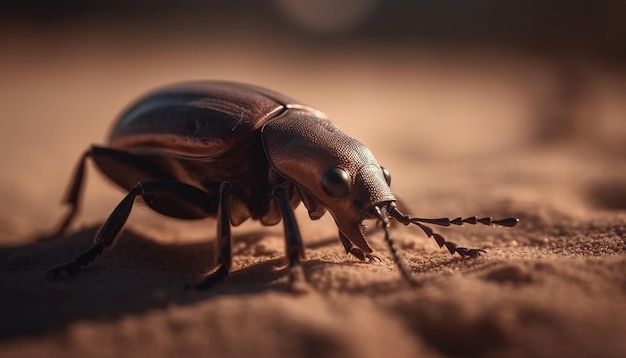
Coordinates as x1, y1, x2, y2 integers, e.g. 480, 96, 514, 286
48, 81, 518, 288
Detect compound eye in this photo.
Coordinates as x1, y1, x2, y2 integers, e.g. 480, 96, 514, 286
321, 167, 351, 198
381, 166, 391, 186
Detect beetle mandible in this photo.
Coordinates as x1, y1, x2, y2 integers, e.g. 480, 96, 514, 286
48, 81, 518, 288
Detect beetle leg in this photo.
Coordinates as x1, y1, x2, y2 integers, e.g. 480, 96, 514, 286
190, 182, 233, 290
48, 180, 215, 278
49, 145, 177, 240
272, 185, 308, 291
47, 150, 91, 239
339, 231, 381, 262
47, 183, 142, 277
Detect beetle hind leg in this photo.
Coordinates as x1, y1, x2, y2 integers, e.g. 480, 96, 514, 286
47, 183, 142, 278
48, 180, 216, 279
44, 150, 91, 240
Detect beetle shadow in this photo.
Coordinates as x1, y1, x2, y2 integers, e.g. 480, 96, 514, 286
0, 226, 293, 341
0, 225, 423, 341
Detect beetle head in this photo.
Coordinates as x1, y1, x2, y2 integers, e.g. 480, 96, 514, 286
262, 110, 395, 253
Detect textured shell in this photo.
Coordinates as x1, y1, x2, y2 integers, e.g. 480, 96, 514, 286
262, 111, 395, 252
109, 81, 302, 158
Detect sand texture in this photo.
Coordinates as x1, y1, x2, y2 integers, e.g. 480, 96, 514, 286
1, 29, 625, 358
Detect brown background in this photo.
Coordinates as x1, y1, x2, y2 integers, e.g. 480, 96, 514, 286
1, 2, 625, 357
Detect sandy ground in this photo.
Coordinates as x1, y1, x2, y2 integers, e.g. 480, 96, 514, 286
1, 28, 625, 358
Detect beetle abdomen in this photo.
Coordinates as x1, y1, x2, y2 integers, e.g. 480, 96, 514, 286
109, 82, 288, 158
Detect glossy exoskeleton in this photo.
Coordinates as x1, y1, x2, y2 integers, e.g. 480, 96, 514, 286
48, 81, 518, 288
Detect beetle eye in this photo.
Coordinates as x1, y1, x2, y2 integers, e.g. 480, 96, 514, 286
382, 166, 391, 186
321, 167, 351, 198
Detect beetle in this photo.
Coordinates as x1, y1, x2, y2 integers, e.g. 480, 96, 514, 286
47, 81, 518, 289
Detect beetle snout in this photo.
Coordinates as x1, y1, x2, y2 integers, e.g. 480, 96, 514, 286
352, 164, 396, 218
360, 201, 395, 222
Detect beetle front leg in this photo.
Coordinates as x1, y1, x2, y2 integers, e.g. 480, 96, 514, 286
190, 182, 233, 290
339, 231, 381, 262
272, 186, 308, 292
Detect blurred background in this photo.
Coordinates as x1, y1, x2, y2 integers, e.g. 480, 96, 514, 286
2, 0, 625, 151
0, 0, 625, 237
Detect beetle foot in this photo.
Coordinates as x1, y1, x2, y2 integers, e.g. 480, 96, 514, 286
348, 247, 381, 262
365, 254, 382, 263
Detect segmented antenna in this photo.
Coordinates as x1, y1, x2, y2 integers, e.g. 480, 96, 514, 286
410, 216, 519, 228
389, 204, 518, 258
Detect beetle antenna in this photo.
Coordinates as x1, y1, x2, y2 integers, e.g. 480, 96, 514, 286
406, 215, 518, 228
373, 206, 419, 286
388, 203, 518, 258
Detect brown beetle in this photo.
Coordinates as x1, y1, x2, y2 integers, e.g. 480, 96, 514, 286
48, 81, 518, 288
